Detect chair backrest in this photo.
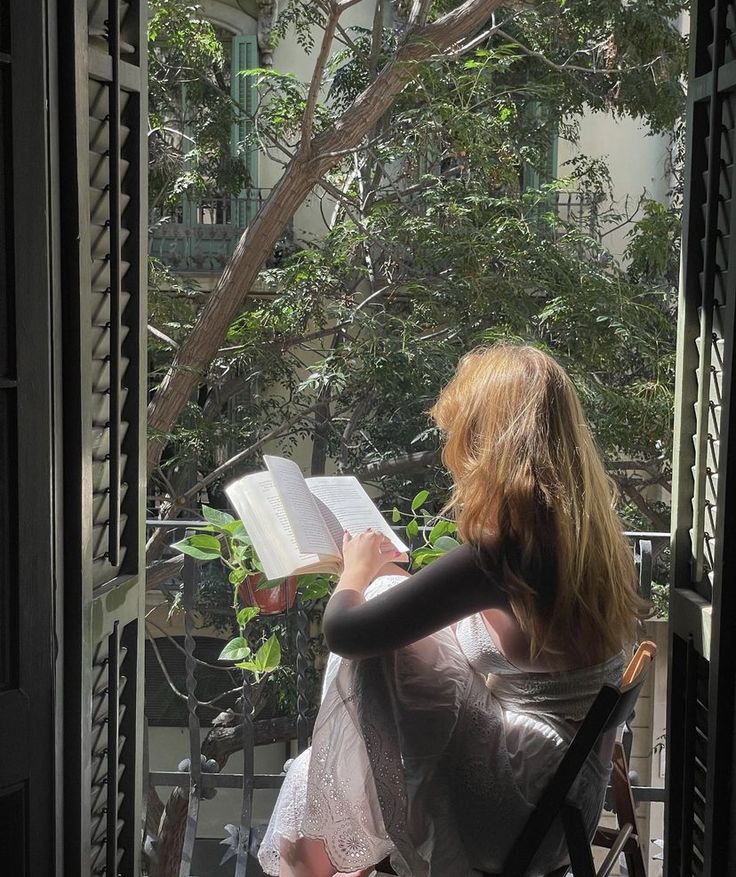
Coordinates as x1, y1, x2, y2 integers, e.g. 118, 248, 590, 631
603, 640, 657, 732
500, 641, 657, 877
623, 640, 657, 686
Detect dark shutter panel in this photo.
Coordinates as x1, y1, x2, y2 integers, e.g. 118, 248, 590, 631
90, 622, 140, 875
60, 2, 147, 874
667, 0, 736, 873
1, 1, 57, 873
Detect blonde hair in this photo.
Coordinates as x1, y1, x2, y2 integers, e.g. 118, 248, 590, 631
430, 344, 649, 661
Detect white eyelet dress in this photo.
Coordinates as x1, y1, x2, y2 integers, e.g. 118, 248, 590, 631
257, 576, 624, 877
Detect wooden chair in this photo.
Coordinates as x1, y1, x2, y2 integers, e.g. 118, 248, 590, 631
373, 641, 656, 877
590, 641, 658, 877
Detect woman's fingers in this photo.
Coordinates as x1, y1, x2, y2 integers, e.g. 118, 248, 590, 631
343, 529, 397, 555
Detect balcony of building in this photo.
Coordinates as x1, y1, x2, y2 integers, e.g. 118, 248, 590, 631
149, 190, 295, 275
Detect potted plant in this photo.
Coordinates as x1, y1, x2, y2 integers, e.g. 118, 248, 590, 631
170, 493, 456, 679
171, 505, 333, 677
239, 572, 299, 616
171, 505, 304, 614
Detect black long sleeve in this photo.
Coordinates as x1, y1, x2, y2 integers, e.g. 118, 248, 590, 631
322, 543, 507, 659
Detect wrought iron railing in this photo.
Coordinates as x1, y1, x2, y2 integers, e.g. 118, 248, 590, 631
148, 190, 293, 274
142, 524, 668, 874
143, 519, 313, 876
553, 189, 603, 240
148, 189, 600, 275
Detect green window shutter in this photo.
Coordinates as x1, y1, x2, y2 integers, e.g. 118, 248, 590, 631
524, 133, 558, 191
521, 100, 558, 191
180, 82, 198, 226
231, 34, 259, 225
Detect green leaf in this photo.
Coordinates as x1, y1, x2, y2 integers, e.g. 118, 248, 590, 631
236, 606, 260, 628
299, 574, 332, 601
254, 633, 281, 673
434, 535, 461, 553
391, 507, 401, 523
170, 538, 222, 561
411, 490, 430, 513
202, 505, 235, 528
190, 533, 223, 552
224, 520, 249, 541
235, 660, 260, 677
218, 636, 251, 662
406, 518, 420, 539
428, 519, 451, 544
229, 567, 247, 586
412, 548, 443, 568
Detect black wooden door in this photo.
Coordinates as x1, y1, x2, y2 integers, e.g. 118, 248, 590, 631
0, 1, 59, 873
58, 1, 148, 874
666, 0, 736, 873
1, 2, 147, 874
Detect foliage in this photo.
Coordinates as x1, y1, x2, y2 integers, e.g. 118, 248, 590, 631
626, 198, 682, 288
148, 0, 250, 213
392, 490, 462, 568
171, 505, 334, 680
148, 0, 686, 527
650, 580, 669, 619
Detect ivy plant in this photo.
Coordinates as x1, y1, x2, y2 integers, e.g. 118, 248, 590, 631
391, 490, 461, 569
171, 505, 334, 680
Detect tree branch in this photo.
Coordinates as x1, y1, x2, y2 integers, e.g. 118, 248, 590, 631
146, 555, 185, 591
148, 323, 180, 349
147, 0, 504, 472
618, 481, 670, 531
352, 449, 441, 479
407, 0, 433, 30
369, 0, 384, 80
300, 4, 341, 152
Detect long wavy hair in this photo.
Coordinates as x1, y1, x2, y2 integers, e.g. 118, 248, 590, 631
430, 344, 649, 661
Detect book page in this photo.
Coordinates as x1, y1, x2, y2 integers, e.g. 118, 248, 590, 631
264, 455, 339, 557
306, 476, 409, 555
225, 472, 324, 580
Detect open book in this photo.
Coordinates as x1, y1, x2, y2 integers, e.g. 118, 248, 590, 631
224, 455, 409, 580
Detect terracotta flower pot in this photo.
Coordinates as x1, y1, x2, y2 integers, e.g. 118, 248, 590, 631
239, 573, 299, 615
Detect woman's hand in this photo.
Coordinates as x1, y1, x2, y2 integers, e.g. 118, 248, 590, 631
339, 529, 401, 591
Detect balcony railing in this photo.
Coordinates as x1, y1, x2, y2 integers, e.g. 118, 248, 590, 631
553, 190, 603, 239
148, 189, 601, 276
149, 190, 283, 274
142, 522, 667, 874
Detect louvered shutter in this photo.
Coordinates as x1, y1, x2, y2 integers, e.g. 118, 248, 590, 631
666, 1, 736, 874
60, 2, 147, 874
230, 34, 258, 226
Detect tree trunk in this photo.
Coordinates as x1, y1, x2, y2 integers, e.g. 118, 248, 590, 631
146, 0, 503, 472
147, 157, 317, 471
310, 398, 331, 476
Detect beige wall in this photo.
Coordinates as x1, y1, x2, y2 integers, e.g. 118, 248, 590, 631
202, 0, 380, 245
265, 2, 380, 244
557, 114, 674, 262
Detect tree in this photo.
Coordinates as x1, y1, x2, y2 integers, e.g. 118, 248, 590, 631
147, 0, 685, 536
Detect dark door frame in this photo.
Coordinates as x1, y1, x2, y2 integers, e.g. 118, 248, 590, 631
0, 0, 62, 873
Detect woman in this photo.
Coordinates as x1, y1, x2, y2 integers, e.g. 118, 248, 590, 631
258, 344, 649, 877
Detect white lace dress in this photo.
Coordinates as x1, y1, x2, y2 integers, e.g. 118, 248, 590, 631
258, 576, 624, 877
